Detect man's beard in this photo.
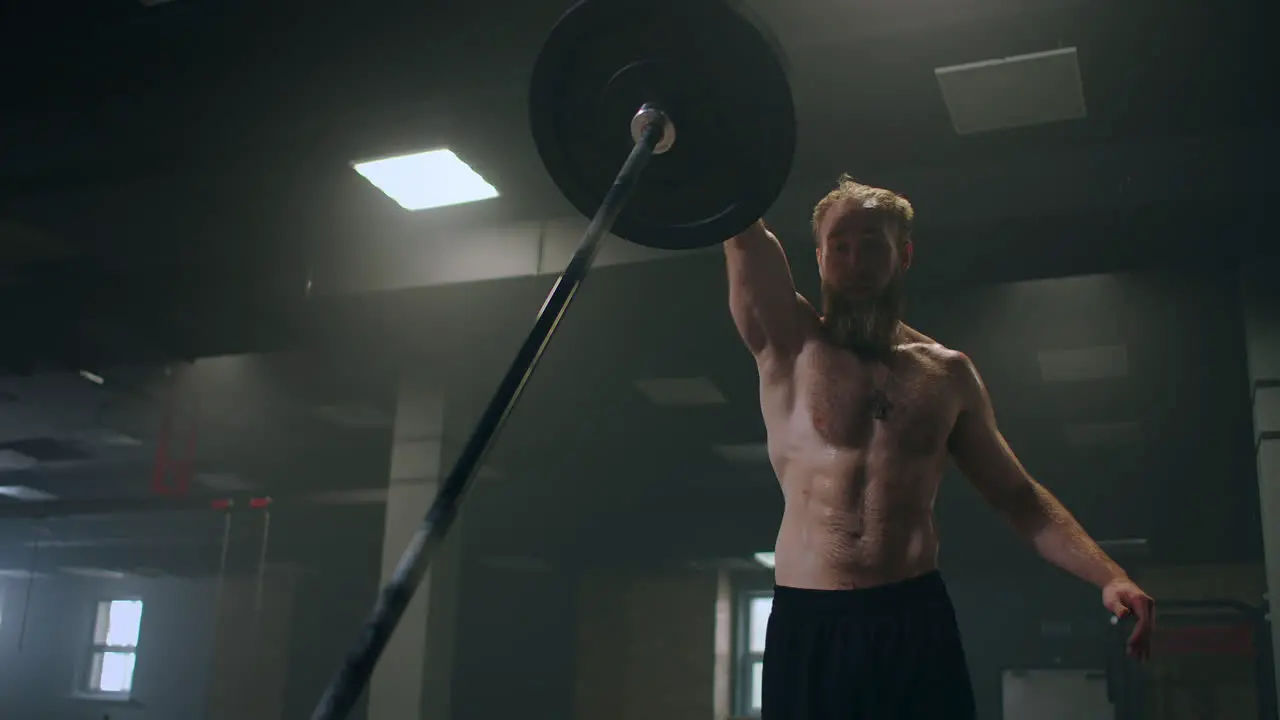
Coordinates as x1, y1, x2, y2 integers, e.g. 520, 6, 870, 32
821, 273, 905, 359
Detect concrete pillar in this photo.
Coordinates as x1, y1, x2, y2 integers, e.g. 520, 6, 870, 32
1240, 260, 1280, 710
367, 377, 464, 720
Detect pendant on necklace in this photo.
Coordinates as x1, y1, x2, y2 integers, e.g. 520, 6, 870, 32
869, 388, 893, 421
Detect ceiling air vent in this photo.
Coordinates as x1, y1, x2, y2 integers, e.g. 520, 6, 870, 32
936, 47, 1087, 135
0, 451, 38, 473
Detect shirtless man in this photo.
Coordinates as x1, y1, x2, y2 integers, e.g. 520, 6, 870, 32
726, 176, 1155, 719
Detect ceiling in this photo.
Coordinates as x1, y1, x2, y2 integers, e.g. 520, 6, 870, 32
0, 0, 1272, 577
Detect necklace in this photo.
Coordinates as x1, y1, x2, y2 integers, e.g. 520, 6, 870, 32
867, 356, 894, 421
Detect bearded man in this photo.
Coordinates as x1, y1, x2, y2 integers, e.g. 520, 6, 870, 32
724, 176, 1155, 719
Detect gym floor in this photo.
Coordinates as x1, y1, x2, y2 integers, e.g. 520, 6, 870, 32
0, 0, 1275, 718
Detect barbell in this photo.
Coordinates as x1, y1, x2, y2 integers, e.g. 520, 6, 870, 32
310, 0, 796, 717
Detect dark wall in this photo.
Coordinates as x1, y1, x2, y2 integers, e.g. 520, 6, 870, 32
913, 266, 1260, 568
572, 570, 721, 720
280, 568, 381, 720
451, 563, 578, 720
0, 575, 218, 720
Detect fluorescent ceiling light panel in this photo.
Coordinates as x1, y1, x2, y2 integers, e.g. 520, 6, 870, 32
61, 567, 128, 579
79, 370, 105, 385
0, 485, 57, 501
0, 569, 50, 579
352, 149, 499, 211
1097, 538, 1148, 551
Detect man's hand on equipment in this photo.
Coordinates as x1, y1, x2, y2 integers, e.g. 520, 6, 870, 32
1102, 577, 1155, 661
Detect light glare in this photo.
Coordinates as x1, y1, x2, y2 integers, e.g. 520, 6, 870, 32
352, 149, 499, 211
79, 370, 105, 385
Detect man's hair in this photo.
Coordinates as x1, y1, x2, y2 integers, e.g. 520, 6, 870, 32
811, 175, 915, 246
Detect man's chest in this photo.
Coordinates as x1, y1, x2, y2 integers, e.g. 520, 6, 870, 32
794, 345, 959, 454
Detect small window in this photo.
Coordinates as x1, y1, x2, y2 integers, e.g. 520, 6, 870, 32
87, 599, 144, 695
737, 592, 773, 715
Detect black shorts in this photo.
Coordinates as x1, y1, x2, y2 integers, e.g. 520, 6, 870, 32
762, 572, 976, 720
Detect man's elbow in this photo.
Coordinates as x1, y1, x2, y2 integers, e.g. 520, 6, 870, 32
726, 221, 772, 254
992, 480, 1046, 537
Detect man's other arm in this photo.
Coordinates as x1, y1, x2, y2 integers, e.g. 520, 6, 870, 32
946, 352, 1155, 658
946, 353, 1128, 588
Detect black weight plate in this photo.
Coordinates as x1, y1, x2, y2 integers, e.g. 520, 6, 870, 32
529, 0, 796, 250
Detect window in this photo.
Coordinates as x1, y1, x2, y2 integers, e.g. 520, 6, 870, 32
86, 599, 144, 695
736, 591, 773, 716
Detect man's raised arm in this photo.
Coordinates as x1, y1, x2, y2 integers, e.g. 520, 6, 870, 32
725, 221, 811, 360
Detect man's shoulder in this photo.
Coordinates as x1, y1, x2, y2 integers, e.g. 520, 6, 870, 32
896, 336, 972, 378
894, 323, 949, 355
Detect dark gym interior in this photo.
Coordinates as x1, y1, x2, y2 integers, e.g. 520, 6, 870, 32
1, 0, 1276, 718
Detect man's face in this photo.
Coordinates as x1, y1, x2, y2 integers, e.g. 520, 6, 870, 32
814, 200, 913, 357
815, 200, 907, 296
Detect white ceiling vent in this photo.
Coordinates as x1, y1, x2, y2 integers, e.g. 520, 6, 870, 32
936, 47, 1087, 135
0, 569, 51, 579
634, 377, 726, 407
1037, 345, 1128, 383
0, 450, 38, 473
